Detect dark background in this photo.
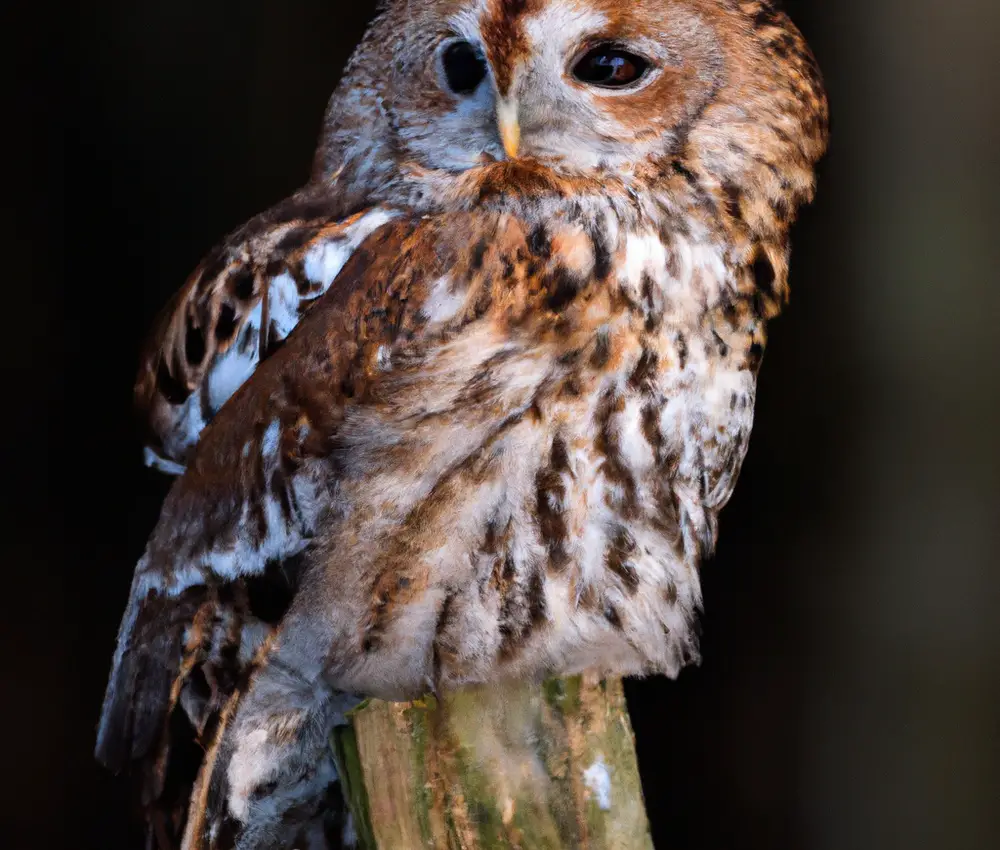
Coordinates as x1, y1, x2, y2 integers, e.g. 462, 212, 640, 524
4, 1, 998, 848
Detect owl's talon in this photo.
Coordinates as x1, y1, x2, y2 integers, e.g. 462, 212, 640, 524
424, 675, 440, 700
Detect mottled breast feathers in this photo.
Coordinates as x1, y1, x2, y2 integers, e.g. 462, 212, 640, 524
100, 197, 766, 775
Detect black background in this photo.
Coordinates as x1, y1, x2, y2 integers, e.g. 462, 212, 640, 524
4, 2, 998, 848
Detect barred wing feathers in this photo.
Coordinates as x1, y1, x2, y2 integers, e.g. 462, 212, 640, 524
135, 191, 395, 472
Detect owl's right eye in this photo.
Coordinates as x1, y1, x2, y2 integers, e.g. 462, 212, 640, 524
441, 41, 488, 95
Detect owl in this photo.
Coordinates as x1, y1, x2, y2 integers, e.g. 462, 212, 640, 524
98, 1, 828, 848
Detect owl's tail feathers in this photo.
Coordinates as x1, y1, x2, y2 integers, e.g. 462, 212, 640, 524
95, 575, 214, 772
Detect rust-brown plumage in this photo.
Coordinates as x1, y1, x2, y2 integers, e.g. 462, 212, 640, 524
98, 2, 827, 847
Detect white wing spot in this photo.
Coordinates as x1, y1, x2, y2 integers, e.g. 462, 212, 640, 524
303, 208, 398, 287
207, 303, 262, 412
261, 420, 280, 457
268, 272, 301, 339
168, 564, 207, 596
142, 447, 186, 476
303, 240, 350, 287
376, 345, 393, 371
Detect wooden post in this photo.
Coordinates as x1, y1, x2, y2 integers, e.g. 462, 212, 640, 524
333, 675, 654, 849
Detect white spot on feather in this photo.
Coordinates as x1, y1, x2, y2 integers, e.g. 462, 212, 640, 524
376, 345, 392, 371
623, 231, 666, 286
207, 345, 257, 413
690, 242, 728, 289
303, 208, 397, 287
205, 548, 240, 581
268, 272, 301, 339
168, 564, 206, 596
421, 275, 464, 323
261, 420, 280, 457
142, 446, 186, 476
207, 303, 262, 412
619, 396, 655, 472
303, 240, 344, 286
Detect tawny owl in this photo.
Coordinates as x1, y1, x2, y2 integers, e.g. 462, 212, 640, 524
98, 1, 828, 847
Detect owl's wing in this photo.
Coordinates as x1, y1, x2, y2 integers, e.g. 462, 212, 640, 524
97, 209, 404, 773
97, 209, 556, 773
106, 195, 395, 846
135, 188, 395, 472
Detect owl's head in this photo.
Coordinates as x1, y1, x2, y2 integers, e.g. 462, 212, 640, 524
316, 0, 827, 229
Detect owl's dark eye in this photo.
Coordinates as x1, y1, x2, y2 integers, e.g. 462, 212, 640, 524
572, 46, 651, 89
441, 41, 488, 95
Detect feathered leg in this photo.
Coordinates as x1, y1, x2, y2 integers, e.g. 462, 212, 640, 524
182, 648, 360, 850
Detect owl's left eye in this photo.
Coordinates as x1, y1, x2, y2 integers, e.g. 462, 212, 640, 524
572, 45, 651, 89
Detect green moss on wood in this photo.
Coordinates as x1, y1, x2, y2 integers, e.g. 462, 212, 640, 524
345, 675, 653, 849
330, 724, 377, 850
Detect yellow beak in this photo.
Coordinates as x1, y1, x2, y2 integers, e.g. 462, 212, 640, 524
497, 98, 520, 159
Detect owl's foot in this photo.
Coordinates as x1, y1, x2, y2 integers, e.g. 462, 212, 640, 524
184, 659, 360, 850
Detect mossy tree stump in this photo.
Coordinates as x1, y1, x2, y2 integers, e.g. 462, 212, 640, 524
333, 674, 654, 849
